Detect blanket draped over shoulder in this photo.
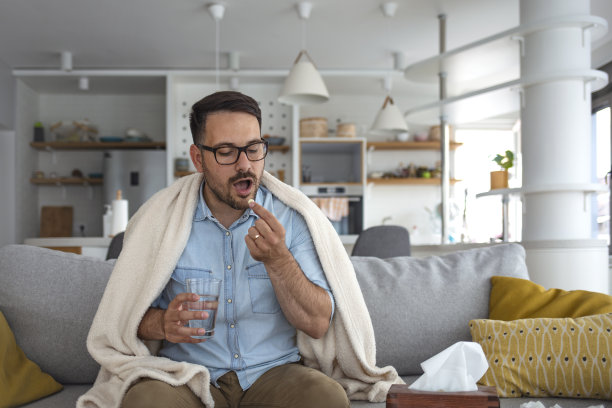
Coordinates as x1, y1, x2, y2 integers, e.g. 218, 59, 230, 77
77, 171, 402, 408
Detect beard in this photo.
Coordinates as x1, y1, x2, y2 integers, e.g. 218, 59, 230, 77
202, 168, 261, 211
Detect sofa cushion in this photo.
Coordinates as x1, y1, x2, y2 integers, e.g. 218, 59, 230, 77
351, 243, 529, 376
489, 276, 612, 320
0, 245, 113, 384
0, 310, 63, 407
470, 313, 612, 399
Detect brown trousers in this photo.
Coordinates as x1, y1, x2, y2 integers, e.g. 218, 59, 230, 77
122, 363, 350, 408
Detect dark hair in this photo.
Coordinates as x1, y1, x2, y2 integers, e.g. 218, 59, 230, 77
189, 91, 262, 144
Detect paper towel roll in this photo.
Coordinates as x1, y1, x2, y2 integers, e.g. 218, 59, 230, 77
110, 190, 128, 236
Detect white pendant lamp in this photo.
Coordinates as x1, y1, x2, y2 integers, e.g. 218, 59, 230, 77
278, 2, 329, 105
370, 95, 408, 135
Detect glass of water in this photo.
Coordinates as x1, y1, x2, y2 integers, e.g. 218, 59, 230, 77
185, 277, 221, 339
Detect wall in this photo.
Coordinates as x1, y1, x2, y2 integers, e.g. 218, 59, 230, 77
0, 59, 15, 130
0, 131, 16, 246
168, 80, 293, 184
15, 81, 39, 244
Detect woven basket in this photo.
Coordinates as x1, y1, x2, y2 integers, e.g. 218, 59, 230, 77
300, 117, 328, 138
336, 123, 356, 138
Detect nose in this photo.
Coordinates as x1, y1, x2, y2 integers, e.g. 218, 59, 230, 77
234, 149, 252, 172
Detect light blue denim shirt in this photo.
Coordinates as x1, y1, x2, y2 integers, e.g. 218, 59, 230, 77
151, 182, 334, 390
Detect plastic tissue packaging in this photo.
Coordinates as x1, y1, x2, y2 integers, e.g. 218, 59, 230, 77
409, 341, 489, 392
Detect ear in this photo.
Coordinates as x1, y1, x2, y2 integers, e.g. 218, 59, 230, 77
189, 144, 204, 172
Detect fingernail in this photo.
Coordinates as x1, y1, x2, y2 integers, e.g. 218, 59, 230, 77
198, 329, 205, 334
201, 312, 207, 318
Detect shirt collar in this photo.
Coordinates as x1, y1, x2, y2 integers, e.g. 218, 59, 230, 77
194, 180, 262, 223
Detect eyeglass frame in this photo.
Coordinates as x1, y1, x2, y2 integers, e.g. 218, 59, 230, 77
196, 138, 269, 165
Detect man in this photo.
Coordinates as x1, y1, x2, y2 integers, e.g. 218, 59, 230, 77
78, 91, 399, 408
123, 91, 348, 407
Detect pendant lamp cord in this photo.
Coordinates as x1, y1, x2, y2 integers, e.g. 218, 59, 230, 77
301, 18, 306, 52
215, 17, 220, 90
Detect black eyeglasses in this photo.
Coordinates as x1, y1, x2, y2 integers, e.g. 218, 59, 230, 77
197, 139, 268, 165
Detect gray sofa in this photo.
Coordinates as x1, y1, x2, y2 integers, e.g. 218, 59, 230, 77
0, 243, 609, 408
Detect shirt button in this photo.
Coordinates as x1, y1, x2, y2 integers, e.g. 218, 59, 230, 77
227, 299, 232, 303
234, 354, 239, 359
227, 265, 231, 270
225, 231, 230, 236
230, 324, 235, 328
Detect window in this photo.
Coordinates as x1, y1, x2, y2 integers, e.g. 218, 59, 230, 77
592, 107, 610, 245
453, 127, 521, 243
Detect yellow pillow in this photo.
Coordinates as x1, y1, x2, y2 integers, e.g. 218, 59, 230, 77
489, 276, 612, 321
470, 313, 612, 399
0, 311, 62, 408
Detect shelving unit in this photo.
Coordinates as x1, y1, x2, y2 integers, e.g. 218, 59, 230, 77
403, 14, 608, 125
30, 141, 166, 150
30, 177, 103, 186
367, 141, 462, 151
367, 177, 460, 185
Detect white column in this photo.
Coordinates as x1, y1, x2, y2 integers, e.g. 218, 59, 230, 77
520, 0, 609, 292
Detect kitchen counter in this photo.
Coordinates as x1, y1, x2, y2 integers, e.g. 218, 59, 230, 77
24, 237, 113, 259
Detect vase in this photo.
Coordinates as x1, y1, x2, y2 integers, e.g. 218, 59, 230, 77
490, 170, 508, 190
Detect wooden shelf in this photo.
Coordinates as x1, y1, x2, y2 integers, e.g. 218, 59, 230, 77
30, 141, 166, 150
30, 177, 103, 185
175, 171, 195, 178
269, 145, 290, 152
367, 178, 461, 186
367, 141, 463, 151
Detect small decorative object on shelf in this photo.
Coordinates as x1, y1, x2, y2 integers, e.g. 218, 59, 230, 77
490, 150, 514, 190
33, 122, 45, 142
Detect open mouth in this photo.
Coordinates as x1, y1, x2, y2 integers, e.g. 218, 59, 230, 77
233, 178, 253, 197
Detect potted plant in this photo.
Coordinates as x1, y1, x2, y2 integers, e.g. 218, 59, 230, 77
490, 150, 514, 190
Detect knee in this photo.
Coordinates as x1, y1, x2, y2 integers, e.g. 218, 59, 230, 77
122, 378, 203, 408
300, 374, 350, 408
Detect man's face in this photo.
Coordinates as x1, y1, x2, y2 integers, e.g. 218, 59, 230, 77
190, 111, 263, 211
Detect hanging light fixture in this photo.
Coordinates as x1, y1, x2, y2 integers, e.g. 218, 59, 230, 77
278, 1, 329, 105
208, 3, 225, 90
370, 76, 408, 135
370, 3, 408, 136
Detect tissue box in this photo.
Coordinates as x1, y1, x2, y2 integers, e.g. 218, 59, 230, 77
386, 385, 499, 408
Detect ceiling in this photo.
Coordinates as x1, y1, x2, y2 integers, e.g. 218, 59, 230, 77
2, 0, 612, 110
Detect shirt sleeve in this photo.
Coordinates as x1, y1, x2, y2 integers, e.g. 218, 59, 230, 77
287, 210, 336, 322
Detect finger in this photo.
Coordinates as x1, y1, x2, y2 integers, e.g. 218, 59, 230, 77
248, 199, 282, 232
248, 226, 262, 241
253, 218, 274, 240
167, 326, 208, 343
177, 309, 209, 323
169, 292, 199, 310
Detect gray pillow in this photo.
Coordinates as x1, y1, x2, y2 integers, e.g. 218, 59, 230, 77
351, 243, 529, 376
0, 244, 113, 384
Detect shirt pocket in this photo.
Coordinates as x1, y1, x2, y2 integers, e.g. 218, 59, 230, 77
246, 263, 281, 314
170, 267, 214, 294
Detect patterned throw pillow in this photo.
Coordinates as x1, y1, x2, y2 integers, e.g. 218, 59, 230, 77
470, 313, 612, 399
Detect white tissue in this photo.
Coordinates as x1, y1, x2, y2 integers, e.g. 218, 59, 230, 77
408, 341, 489, 392
520, 404, 603, 408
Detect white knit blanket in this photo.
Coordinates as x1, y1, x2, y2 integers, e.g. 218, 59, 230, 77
77, 171, 402, 408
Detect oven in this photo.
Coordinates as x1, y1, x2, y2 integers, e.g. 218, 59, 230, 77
301, 184, 364, 235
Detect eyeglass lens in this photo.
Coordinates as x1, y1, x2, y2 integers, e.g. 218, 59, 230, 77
215, 142, 267, 164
